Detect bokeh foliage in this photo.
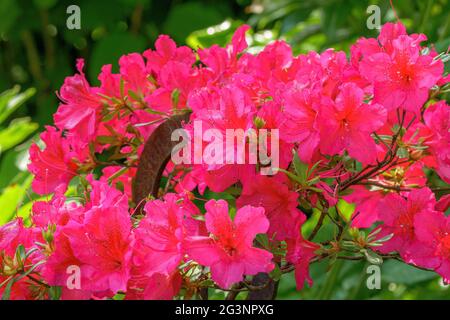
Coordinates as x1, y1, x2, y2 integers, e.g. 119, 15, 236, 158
0, 0, 449, 299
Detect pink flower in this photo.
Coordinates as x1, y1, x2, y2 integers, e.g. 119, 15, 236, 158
281, 87, 320, 163
0, 276, 39, 300
42, 230, 83, 287
28, 126, 80, 195
196, 25, 251, 81
7, 21, 450, 299
119, 53, 153, 98
378, 22, 408, 51
145, 60, 204, 113
377, 188, 436, 260
0, 219, 35, 259
252, 40, 293, 87
423, 101, 450, 183
144, 35, 195, 76
126, 271, 181, 300
344, 185, 384, 228
344, 162, 427, 228
203, 165, 255, 193
85, 175, 129, 212
436, 194, 450, 212
185, 200, 274, 289
62, 205, 133, 293
231, 24, 250, 56
32, 188, 84, 227
0, 219, 43, 299
285, 218, 319, 290
186, 86, 257, 192
256, 100, 294, 168
133, 194, 200, 276
360, 33, 443, 114
412, 211, 450, 282
318, 83, 386, 164
54, 59, 102, 141
100, 166, 137, 200
98, 64, 121, 99
237, 175, 304, 240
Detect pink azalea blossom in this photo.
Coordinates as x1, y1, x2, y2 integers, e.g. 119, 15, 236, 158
62, 205, 133, 293
186, 200, 274, 289
344, 185, 384, 228
54, 59, 102, 141
133, 194, 200, 276
28, 126, 80, 195
435, 194, 450, 212
32, 188, 84, 227
423, 101, 450, 183
237, 175, 304, 240
281, 86, 320, 163
412, 210, 450, 282
100, 166, 137, 200
8, 22, 450, 299
144, 35, 195, 76
318, 82, 387, 164
119, 53, 154, 98
360, 28, 443, 114
126, 271, 181, 300
377, 188, 436, 261
85, 175, 129, 212
0, 219, 35, 259
0, 219, 43, 299
286, 217, 320, 290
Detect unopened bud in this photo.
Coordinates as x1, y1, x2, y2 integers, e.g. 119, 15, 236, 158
253, 116, 266, 129
349, 227, 360, 239
2, 264, 17, 276
410, 149, 424, 161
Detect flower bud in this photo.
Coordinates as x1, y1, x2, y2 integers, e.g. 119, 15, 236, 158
410, 149, 424, 161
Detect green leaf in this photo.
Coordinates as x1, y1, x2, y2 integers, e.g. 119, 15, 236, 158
1, 278, 15, 300
113, 292, 126, 300
336, 199, 355, 223
0, 118, 38, 152
17, 197, 47, 226
255, 233, 269, 249
362, 249, 383, 265
292, 150, 308, 183
0, 185, 24, 224
270, 264, 282, 281
278, 168, 304, 185
396, 147, 409, 159
14, 260, 46, 282
0, 87, 35, 125
0, 175, 32, 225
15, 244, 26, 265
48, 286, 62, 300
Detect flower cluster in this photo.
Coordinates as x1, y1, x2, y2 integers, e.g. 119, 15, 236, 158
0, 22, 449, 300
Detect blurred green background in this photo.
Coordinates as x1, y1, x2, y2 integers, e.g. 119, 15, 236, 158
0, 0, 449, 299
